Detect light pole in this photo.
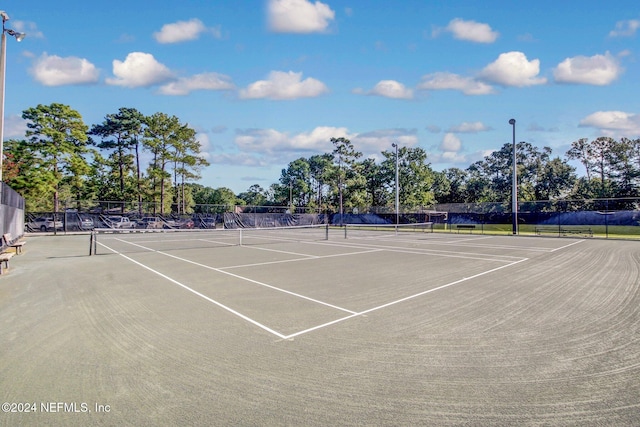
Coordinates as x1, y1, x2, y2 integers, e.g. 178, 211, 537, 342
509, 119, 518, 234
391, 142, 399, 228
0, 10, 26, 183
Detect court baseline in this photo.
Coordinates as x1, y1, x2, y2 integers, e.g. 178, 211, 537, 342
97, 236, 531, 339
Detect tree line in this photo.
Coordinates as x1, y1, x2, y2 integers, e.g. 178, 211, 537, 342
5, 103, 208, 213
4, 102, 640, 214
240, 137, 640, 213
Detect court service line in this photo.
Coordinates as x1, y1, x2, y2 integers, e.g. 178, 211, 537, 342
97, 242, 288, 339
550, 239, 585, 252
309, 239, 522, 263
239, 245, 321, 258
282, 257, 530, 340
344, 235, 554, 253
221, 248, 383, 270
112, 238, 358, 316
443, 236, 494, 243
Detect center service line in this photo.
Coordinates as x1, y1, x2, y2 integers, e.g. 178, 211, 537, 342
97, 241, 288, 339
114, 238, 358, 315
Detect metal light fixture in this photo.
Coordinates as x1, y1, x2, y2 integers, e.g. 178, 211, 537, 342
0, 10, 26, 183
509, 119, 518, 235
391, 142, 399, 228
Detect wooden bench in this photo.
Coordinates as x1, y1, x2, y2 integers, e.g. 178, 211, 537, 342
3, 233, 26, 254
0, 251, 14, 274
455, 224, 476, 233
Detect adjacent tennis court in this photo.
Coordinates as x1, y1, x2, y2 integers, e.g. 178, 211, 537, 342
1, 228, 639, 425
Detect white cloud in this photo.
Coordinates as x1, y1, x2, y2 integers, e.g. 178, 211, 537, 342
438, 151, 467, 163
609, 19, 640, 37
210, 152, 268, 167
235, 126, 351, 154
479, 51, 547, 87
30, 53, 99, 86
353, 129, 418, 157
361, 80, 413, 99
447, 121, 491, 133
231, 126, 417, 162
417, 72, 495, 95
158, 73, 235, 95
292, 126, 355, 150
578, 111, 640, 135
553, 52, 622, 86
106, 52, 175, 88
268, 0, 335, 33
444, 18, 499, 43
239, 70, 328, 100
439, 133, 462, 152
154, 18, 220, 44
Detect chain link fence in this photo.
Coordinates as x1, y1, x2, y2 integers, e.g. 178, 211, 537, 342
1, 182, 25, 239
23, 197, 640, 238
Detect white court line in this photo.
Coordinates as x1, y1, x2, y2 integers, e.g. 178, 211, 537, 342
345, 235, 555, 253
241, 245, 320, 258
221, 248, 383, 270
283, 257, 529, 339
309, 239, 522, 262
112, 238, 358, 315
447, 236, 494, 243
97, 241, 288, 339
550, 239, 585, 252
97, 239, 530, 340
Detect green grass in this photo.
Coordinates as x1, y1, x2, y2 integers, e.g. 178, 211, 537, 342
430, 224, 640, 240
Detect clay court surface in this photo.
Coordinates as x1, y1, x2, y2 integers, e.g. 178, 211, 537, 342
1, 229, 639, 426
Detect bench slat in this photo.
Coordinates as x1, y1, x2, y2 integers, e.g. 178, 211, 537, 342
2, 233, 25, 254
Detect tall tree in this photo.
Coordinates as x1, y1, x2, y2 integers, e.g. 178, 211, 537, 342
238, 184, 267, 206
279, 157, 311, 209
380, 146, 435, 208
308, 153, 333, 210
435, 168, 468, 203
89, 108, 142, 208
360, 158, 387, 207
330, 137, 363, 217
143, 113, 182, 214
3, 138, 56, 211
171, 124, 209, 214
566, 138, 592, 181
22, 103, 90, 212
534, 157, 576, 200
589, 136, 617, 197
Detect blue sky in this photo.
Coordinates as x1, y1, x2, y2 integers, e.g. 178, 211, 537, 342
3, 0, 640, 193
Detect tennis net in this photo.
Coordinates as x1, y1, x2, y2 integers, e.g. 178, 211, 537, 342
89, 224, 330, 255
342, 222, 433, 240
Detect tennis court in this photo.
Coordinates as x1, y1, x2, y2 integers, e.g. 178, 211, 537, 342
1, 227, 639, 426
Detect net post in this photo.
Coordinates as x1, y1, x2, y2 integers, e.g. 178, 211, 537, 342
89, 231, 98, 255
325, 224, 329, 240
344, 225, 347, 239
